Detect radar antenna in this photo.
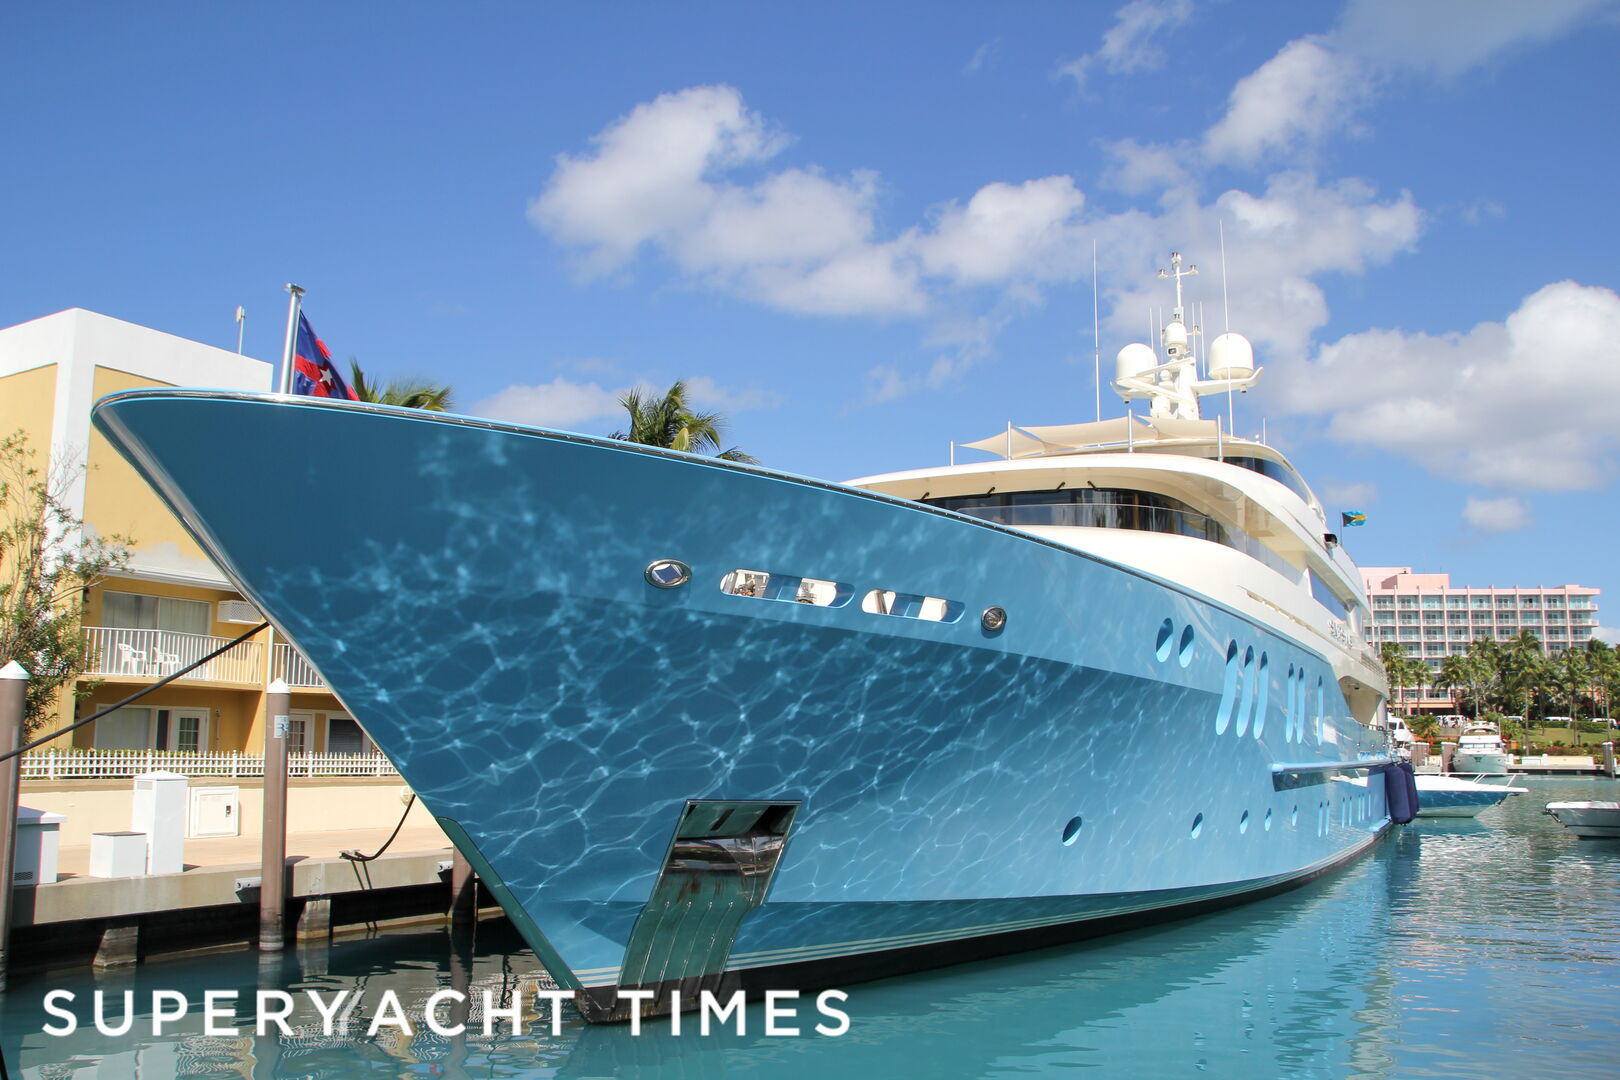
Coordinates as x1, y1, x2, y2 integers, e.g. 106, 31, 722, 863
1112, 251, 1262, 421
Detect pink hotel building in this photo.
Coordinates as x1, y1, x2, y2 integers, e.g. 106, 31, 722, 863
1360, 566, 1601, 711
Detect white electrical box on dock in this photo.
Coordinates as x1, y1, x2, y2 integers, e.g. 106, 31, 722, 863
188, 786, 241, 838
133, 770, 188, 875
14, 807, 65, 886
89, 831, 148, 878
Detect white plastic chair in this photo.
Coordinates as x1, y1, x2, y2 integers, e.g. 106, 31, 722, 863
116, 642, 149, 674
154, 650, 181, 676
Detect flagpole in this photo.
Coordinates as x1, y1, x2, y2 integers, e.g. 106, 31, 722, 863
278, 284, 305, 394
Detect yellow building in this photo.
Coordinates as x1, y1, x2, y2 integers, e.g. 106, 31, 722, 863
0, 308, 365, 755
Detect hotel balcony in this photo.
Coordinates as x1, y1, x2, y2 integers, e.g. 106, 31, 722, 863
81, 628, 329, 690
271, 641, 329, 690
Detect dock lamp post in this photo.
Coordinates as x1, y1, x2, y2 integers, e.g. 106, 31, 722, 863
0, 661, 27, 992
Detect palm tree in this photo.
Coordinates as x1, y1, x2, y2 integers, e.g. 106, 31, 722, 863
1378, 641, 1427, 714
348, 360, 455, 412
1500, 630, 1549, 731
1552, 646, 1592, 747
611, 380, 758, 463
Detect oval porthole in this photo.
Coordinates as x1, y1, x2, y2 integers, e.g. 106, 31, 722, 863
1178, 624, 1195, 667
1215, 641, 1240, 734
981, 606, 1007, 632
1155, 618, 1175, 662
1252, 653, 1269, 738
1291, 805, 1299, 827
1061, 816, 1083, 846
1234, 646, 1256, 737
645, 559, 692, 589
1239, 809, 1250, 834
1264, 808, 1274, 831
1190, 813, 1204, 839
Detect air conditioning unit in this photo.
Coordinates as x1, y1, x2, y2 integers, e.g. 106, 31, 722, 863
218, 600, 262, 625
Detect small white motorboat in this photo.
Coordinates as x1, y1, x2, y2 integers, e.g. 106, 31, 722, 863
1415, 774, 1527, 818
1544, 802, 1620, 839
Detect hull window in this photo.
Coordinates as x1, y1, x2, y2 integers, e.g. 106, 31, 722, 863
861, 590, 964, 623
721, 569, 851, 607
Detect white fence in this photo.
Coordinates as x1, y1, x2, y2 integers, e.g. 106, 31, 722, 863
21, 749, 398, 780
82, 627, 264, 685
272, 642, 328, 689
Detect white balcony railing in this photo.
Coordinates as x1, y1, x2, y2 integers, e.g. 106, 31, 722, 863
82, 627, 264, 685
272, 642, 328, 689
21, 749, 398, 780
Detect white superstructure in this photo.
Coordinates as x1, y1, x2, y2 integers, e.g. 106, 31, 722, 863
849, 252, 1388, 731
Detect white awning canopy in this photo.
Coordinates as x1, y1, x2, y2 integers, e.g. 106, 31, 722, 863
960, 416, 1221, 459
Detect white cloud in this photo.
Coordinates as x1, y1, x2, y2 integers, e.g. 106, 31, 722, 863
471, 378, 625, 430
913, 177, 1088, 286
1323, 481, 1377, 506
1463, 496, 1531, 532
1060, 0, 1195, 89
471, 373, 781, 431
1594, 625, 1620, 644
1203, 1, 1616, 166
1335, 0, 1618, 79
964, 38, 1001, 75
527, 85, 786, 275
1275, 280, 1620, 490
1203, 39, 1373, 166
530, 86, 1422, 402
681, 375, 783, 413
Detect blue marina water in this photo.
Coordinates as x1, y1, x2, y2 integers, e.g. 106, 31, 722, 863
5, 776, 1617, 1078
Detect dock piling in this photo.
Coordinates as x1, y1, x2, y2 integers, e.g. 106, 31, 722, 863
0, 662, 27, 993
259, 680, 290, 952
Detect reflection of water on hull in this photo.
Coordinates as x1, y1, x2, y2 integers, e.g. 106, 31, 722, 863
7, 843, 1401, 1080
561, 849, 1404, 1078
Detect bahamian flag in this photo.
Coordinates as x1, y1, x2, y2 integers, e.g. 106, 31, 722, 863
1342, 511, 1367, 528
291, 314, 359, 400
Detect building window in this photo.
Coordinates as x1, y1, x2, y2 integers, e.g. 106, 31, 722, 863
1373, 596, 1394, 609
1446, 597, 1467, 609
1471, 597, 1491, 609
102, 592, 211, 636
1397, 596, 1417, 609
326, 715, 372, 755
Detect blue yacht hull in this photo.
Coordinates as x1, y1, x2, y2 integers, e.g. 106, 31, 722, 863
92, 392, 1392, 1020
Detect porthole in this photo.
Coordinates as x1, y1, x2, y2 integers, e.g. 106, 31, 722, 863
1190, 813, 1205, 839
1215, 641, 1240, 734
1061, 816, 1083, 846
1284, 664, 1297, 742
1155, 618, 1175, 662
1177, 624, 1195, 667
1239, 810, 1250, 834
1291, 805, 1298, 827
1234, 646, 1256, 736
1252, 653, 1269, 738
1264, 808, 1274, 831
645, 559, 692, 589
981, 606, 1007, 632
1314, 677, 1325, 741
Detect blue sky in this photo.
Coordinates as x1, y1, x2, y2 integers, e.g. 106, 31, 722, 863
5, 1, 1618, 634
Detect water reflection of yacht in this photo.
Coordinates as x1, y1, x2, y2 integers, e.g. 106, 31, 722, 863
92, 253, 1394, 1023
7, 848, 1404, 1080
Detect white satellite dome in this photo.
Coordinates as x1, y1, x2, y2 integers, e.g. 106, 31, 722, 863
1115, 342, 1157, 382
1162, 319, 1189, 358
1208, 332, 1254, 380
